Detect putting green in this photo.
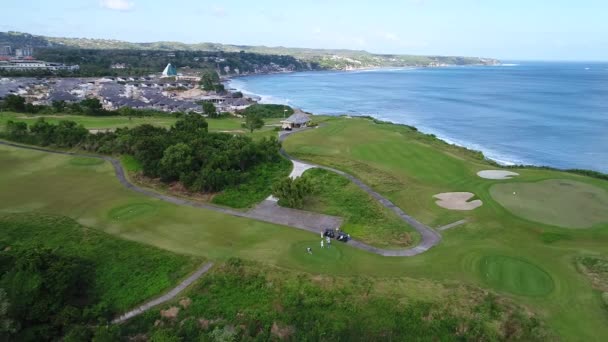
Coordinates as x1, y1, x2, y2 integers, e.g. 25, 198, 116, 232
69, 157, 105, 166
490, 179, 608, 228
479, 255, 554, 296
108, 203, 158, 221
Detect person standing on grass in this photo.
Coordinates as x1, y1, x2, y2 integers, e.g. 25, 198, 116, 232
326, 236, 331, 248
321, 240, 324, 249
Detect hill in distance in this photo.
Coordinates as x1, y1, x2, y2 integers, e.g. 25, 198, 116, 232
0, 31, 500, 70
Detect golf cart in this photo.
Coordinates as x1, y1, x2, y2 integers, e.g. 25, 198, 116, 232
323, 229, 350, 243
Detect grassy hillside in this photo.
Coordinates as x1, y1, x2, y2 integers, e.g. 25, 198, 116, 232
1, 31, 500, 70
120, 259, 553, 341
0, 213, 201, 314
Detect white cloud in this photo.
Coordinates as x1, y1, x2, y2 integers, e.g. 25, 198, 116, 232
100, 0, 134, 11
211, 6, 227, 17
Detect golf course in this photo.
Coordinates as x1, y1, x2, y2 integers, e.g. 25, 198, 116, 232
1, 113, 607, 340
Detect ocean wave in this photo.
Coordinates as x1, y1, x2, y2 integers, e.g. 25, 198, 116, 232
347, 67, 415, 74
500, 63, 520, 67
226, 79, 291, 105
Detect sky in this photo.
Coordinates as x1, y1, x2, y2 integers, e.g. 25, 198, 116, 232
2, 0, 607, 61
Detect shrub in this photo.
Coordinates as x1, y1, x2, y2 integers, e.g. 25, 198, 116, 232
272, 176, 315, 208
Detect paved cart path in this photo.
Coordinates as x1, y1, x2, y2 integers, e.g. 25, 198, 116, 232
112, 262, 214, 324
1, 136, 442, 256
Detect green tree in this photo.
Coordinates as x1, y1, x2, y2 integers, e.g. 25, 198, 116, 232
2, 95, 26, 112
30, 118, 55, 146
0, 247, 94, 340
91, 325, 121, 342
203, 102, 218, 118
159, 143, 193, 182
80, 98, 103, 115
51, 100, 67, 113
199, 70, 220, 91
150, 328, 182, 342
5, 120, 28, 140
242, 113, 264, 133
272, 176, 315, 208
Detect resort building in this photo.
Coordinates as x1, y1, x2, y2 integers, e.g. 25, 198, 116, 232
281, 110, 311, 130
0, 59, 79, 71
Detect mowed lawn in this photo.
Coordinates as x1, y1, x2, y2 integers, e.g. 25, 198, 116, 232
0, 112, 282, 139
2, 113, 608, 339
0, 112, 178, 130
282, 116, 608, 340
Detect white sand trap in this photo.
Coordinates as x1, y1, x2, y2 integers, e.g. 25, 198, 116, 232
477, 170, 519, 180
434, 192, 483, 211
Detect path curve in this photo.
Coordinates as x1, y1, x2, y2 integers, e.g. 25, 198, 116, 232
112, 262, 214, 324
0, 138, 441, 256
279, 128, 442, 256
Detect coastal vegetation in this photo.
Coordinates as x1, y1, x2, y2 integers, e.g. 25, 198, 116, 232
119, 258, 552, 341
0, 212, 201, 341
272, 175, 315, 209
241, 103, 294, 118
300, 168, 419, 248
1, 114, 284, 195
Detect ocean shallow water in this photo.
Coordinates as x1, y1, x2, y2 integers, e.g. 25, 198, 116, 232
228, 62, 608, 173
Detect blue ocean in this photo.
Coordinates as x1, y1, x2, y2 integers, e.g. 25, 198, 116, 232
228, 62, 608, 173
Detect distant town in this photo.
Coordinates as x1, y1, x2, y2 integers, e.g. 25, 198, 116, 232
0, 45, 79, 72
0, 45, 259, 114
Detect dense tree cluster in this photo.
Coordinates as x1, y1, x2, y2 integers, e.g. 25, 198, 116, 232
3, 115, 283, 193
0, 48, 314, 77
0, 248, 96, 341
241, 104, 294, 118
198, 69, 224, 92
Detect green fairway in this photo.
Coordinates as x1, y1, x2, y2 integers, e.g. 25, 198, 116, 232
0, 112, 178, 129
69, 156, 105, 166
2, 114, 608, 340
108, 203, 159, 221
0, 112, 281, 138
478, 255, 555, 296
490, 179, 608, 228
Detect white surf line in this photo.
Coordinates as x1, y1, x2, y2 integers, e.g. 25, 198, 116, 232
437, 219, 468, 231
112, 262, 214, 324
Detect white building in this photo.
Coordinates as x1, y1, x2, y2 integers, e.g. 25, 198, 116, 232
0, 59, 79, 71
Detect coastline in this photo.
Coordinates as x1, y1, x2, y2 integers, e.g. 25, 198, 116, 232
226, 69, 608, 177
225, 69, 524, 166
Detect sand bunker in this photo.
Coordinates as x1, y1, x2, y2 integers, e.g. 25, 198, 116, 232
477, 170, 519, 180
434, 192, 483, 210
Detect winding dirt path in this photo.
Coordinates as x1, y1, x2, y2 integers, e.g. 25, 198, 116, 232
1, 136, 441, 256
